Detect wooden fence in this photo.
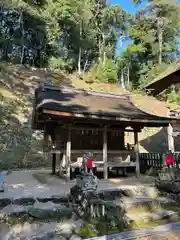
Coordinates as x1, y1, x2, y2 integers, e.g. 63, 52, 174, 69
139, 152, 180, 174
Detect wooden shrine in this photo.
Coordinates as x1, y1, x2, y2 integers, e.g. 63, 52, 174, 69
32, 83, 178, 179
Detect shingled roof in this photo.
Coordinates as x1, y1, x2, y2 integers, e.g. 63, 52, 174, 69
32, 83, 179, 129
144, 60, 180, 96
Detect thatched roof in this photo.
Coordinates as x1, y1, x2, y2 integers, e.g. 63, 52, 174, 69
144, 60, 180, 96
32, 83, 179, 129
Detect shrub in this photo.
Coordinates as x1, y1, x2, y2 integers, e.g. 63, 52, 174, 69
102, 59, 118, 83
86, 59, 118, 84
48, 57, 74, 72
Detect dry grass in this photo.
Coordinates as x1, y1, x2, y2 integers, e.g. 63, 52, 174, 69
71, 75, 168, 117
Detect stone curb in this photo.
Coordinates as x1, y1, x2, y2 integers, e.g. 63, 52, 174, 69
127, 209, 180, 223
84, 222, 180, 240
0, 186, 160, 208
0, 202, 73, 220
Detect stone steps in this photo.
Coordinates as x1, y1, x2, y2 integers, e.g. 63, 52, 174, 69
0, 187, 174, 222
118, 185, 160, 198
127, 210, 180, 223
0, 184, 160, 207
0, 183, 159, 204
0, 185, 179, 239
0, 196, 175, 223
85, 222, 180, 240
0, 195, 70, 208
113, 196, 175, 210
1, 209, 180, 240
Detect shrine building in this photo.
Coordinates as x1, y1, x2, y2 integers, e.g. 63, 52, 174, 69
32, 83, 179, 179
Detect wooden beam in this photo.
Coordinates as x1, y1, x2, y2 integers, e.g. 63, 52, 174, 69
103, 125, 108, 179
62, 126, 136, 132
134, 132, 140, 178
40, 122, 139, 132
42, 109, 173, 125
52, 153, 56, 175
66, 127, 71, 180
44, 149, 134, 154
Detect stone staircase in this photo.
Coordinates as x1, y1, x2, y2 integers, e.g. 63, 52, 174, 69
0, 185, 180, 240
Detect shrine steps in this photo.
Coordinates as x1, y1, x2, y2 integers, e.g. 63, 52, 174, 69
127, 210, 180, 224
0, 190, 179, 222
0, 187, 180, 239
114, 196, 175, 210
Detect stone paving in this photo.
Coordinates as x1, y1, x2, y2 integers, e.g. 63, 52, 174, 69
0, 170, 156, 199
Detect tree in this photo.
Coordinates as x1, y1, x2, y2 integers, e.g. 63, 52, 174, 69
0, 0, 48, 66
116, 0, 180, 88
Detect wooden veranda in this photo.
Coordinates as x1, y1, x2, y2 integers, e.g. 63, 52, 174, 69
32, 83, 179, 179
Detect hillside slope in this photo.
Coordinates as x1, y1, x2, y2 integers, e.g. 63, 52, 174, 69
0, 62, 172, 169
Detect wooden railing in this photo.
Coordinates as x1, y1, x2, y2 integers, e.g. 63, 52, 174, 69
139, 152, 180, 174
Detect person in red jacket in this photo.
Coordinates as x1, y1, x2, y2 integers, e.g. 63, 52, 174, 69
164, 152, 175, 166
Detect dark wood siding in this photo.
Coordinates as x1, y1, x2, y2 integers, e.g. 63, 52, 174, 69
107, 131, 125, 150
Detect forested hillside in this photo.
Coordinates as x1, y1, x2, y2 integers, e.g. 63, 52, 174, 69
0, 0, 179, 168
0, 0, 179, 89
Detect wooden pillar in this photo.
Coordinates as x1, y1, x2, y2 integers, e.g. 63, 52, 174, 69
103, 126, 108, 179
52, 153, 56, 175
134, 131, 140, 178
66, 127, 71, 180
167, 124, 175, 152
167, 108, 175, 152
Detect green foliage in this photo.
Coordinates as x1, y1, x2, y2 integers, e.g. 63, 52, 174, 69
167, 89, 180, 104
87, 60, 118, 84
102, 59, 118, 83
138, 62, 169, 87
48, 56, 73, 71
86, 62, 103, 82
78, 223, 98, 238
0, 0, 179, 91
116, 0, 180, 89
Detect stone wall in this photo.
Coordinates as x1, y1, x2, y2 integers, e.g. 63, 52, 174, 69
125, 127, 169, 153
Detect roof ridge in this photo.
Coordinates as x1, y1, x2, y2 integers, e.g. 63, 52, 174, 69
42, 82, 131, 100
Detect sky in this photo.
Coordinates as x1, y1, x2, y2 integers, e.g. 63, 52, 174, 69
109, 0, 144, 14
109, 0, 145, 55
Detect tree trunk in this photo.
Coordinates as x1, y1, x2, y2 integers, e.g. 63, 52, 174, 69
78, 20, 82, 74
157, 18, 163, 65
121, 69, 125, 90
127, 65, 130, 89
158, 29, 163, 65
83, 56, 89, 73
102, 32, 106, 63
78, 47, 82, 74
98, 38, 102, 62
20, 10, 25, 65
